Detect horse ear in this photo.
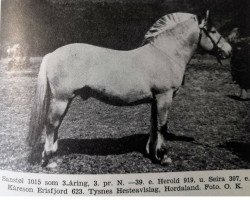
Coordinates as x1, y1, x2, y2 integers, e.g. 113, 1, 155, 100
199, 10, 210, 28
205, 10, 210, 21
199, 19, 205, 28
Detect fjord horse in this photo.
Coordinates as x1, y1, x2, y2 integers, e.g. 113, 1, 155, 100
27, 11, 232, 166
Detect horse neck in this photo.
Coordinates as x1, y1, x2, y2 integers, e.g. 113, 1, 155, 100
151, 21, 200, 68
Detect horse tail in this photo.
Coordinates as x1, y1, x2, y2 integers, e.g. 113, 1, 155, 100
27, 54, 51, 147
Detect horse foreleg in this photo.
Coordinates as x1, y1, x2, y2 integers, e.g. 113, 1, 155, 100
42, 98, 71, 166
146, 98, 158, 155
154, 90, 173, 163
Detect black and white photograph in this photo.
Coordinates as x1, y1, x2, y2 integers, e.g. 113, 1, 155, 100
0, 0, 249, 175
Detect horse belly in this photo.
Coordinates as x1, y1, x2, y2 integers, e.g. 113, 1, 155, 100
87, 69, 152, 104
92, 87, 152, 105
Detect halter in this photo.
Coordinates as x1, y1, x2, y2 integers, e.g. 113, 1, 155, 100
199, 26, 223, 65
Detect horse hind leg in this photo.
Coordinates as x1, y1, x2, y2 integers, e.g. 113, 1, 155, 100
42, 97, 72, 166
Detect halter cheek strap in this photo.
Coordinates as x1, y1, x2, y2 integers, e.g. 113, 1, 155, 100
199, 27, 223, 65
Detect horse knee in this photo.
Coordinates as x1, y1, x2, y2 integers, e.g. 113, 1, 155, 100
156, 91, 173, 129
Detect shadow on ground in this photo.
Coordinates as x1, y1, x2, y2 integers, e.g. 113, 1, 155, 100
58, 133, 148, 156
57, 133, 194, 156
226, 95, 250, 101
27, 133, 195, 164
219, 142, 250, 163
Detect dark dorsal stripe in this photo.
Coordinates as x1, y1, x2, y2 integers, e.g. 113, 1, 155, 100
143, 13, 197, 45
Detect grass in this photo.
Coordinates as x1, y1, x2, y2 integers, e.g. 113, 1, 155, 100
0, 56, 249, 174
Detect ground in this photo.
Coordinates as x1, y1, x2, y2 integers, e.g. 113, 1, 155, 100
0, 56, 249, 174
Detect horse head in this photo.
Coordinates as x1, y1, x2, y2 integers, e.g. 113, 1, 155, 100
227, 27, 240, 43
198, 10, 232, 60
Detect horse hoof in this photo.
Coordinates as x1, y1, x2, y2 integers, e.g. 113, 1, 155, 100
47, 162, 58, 169
161, 155, 172, 166
155, 146, 168, 161
41, 159, 49, 167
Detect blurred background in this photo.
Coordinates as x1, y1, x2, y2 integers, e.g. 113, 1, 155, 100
1, 0, 249, 56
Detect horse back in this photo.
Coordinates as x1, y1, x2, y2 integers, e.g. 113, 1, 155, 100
45, 43, 183, 101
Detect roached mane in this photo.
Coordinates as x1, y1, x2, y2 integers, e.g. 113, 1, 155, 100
142, 13, 197, 45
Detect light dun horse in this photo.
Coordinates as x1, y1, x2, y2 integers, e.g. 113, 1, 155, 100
27, 11, 232, 166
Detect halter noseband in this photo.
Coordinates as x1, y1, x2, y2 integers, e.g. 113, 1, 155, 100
199, 26, 223, 65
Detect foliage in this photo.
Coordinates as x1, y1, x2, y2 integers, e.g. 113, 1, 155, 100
1, 0, 249, 56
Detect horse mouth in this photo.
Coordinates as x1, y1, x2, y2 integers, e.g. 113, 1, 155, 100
217, 50, 231, 59
219, 53, 228, 59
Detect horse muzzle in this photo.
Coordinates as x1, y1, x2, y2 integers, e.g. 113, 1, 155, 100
218, 49, 232, 59
217, 44, 232, 59
212, 46, 232, 65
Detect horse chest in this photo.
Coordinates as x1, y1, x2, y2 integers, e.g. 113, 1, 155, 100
148, 63, 184, 92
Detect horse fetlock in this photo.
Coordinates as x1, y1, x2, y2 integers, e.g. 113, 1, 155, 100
44, 134, 58, 152
154, 134, 168, 160
154, 136, 173, 165
41, 150, 54, 167
41, 157, 49, 167
155, 146, 172, 166
156, 147, 166, 161
147, 132, 173, 165
52, 140, 58, 153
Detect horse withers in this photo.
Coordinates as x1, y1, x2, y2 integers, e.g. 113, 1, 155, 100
27, 11, 232, 167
